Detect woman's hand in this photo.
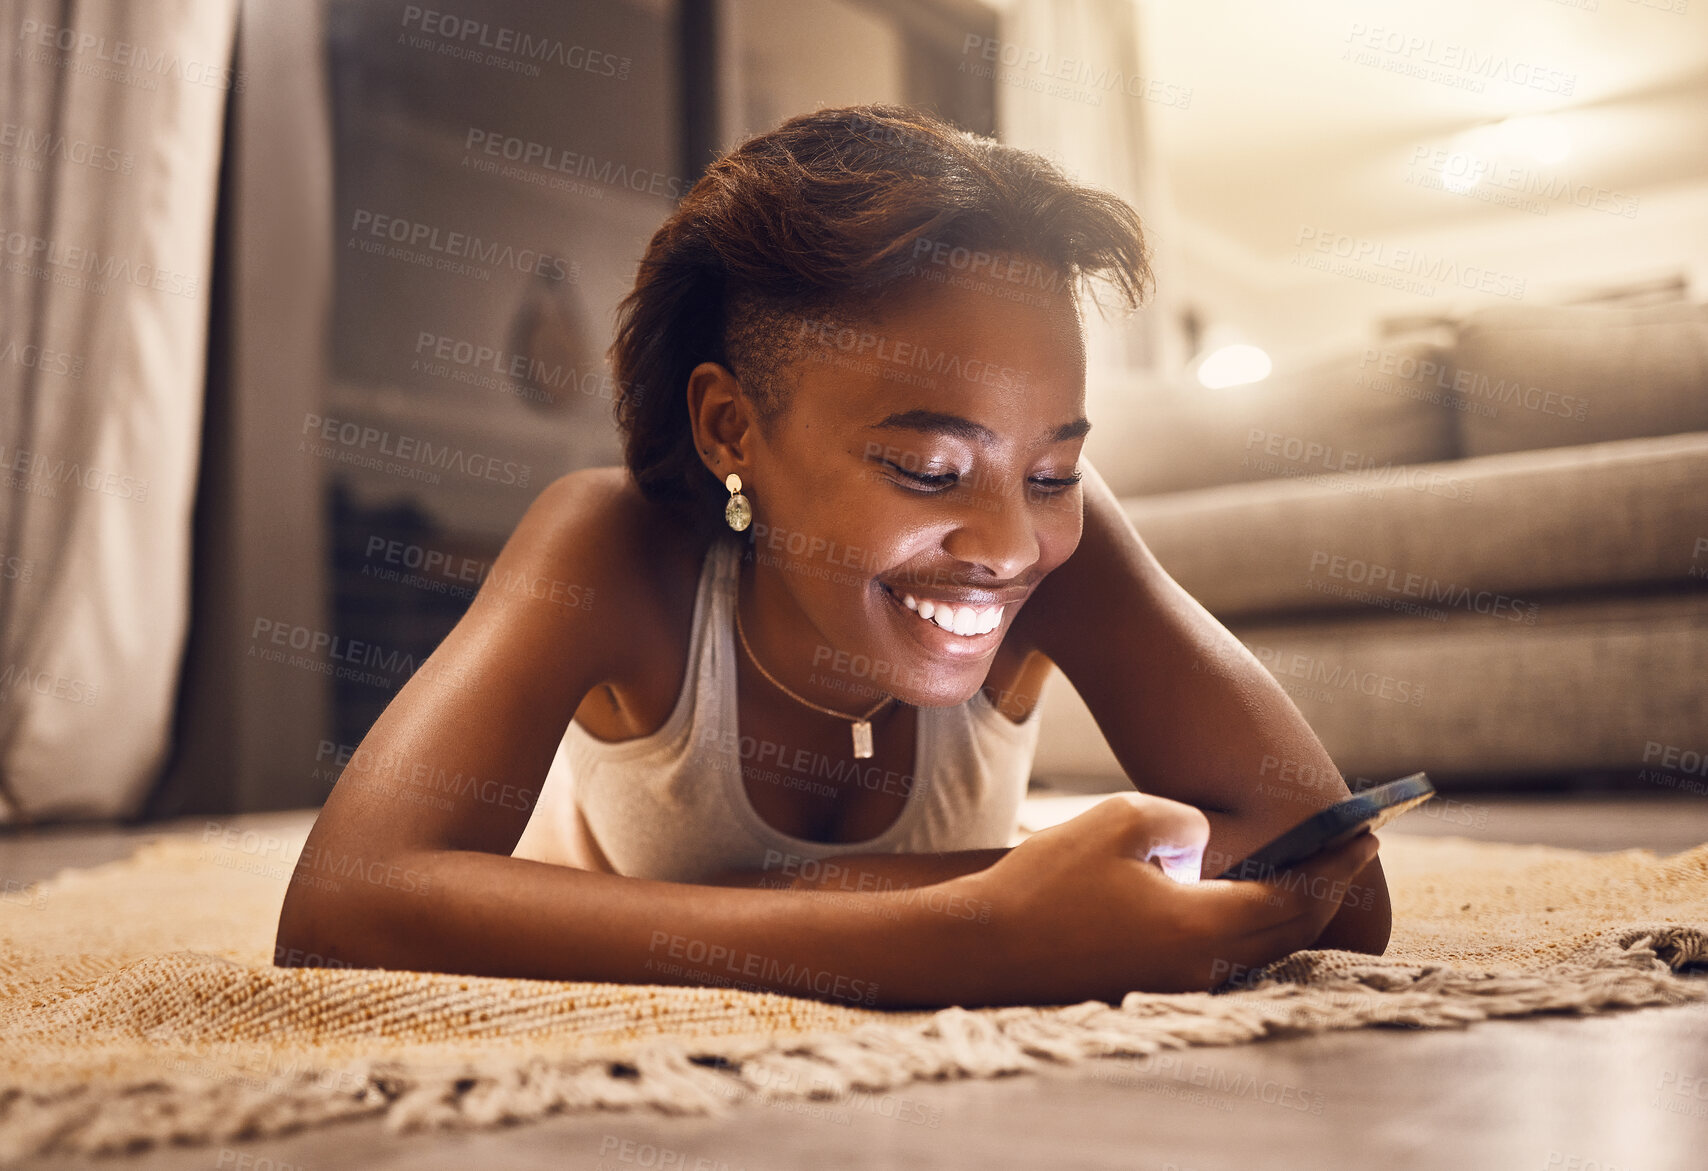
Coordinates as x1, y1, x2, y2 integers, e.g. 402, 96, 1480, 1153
947, 792, 1381, 1005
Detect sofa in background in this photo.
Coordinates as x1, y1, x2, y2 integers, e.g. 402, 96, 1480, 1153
1033, 299, 1708, 790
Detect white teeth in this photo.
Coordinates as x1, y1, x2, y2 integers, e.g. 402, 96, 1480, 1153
890, 584, 1006, 638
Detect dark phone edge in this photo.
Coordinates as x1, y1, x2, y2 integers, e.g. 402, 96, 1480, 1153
1211, 772, 1433, 881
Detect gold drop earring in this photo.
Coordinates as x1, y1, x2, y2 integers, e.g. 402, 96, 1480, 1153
724, 473, 751, 531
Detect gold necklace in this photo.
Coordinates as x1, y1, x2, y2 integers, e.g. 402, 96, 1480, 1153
733, 591, 895, 760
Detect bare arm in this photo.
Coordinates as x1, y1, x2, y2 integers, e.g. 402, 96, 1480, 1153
274, 470, 983, 1008
1013, 459, 1391, 953
705, 847, 1011, 892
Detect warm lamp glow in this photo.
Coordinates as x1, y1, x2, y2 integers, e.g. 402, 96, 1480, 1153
1196, 343, 1272, 389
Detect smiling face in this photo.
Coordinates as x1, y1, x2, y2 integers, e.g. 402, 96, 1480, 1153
691, 255, 1088, 710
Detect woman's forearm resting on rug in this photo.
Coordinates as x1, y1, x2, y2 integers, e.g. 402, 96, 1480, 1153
276, 844, 999, 1009
705, 847, 1011, 892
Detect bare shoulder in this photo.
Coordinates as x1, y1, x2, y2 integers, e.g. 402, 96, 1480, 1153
485, 465, 702, 695
518, 465, 676, 555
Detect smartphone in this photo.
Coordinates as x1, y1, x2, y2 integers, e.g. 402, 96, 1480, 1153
1212, 772, 1435, 882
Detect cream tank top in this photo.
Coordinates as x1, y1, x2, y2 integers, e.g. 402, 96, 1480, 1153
512, 530, 1046, 884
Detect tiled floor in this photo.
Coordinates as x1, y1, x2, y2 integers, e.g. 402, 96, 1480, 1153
8, 793, 1708, 1170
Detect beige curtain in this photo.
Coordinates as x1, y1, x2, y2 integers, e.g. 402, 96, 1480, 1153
0, 0, 239, 820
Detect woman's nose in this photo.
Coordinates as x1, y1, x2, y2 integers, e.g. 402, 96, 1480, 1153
939, 469, 1042, 583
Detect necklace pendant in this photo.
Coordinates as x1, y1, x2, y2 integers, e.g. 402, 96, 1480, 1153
851, 720, 874, 759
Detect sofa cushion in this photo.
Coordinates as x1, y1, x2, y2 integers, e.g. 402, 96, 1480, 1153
1124, 431, 1708, 620
1029, 591, 1708, 784
1453, 301, 1708, 457
1087, 338, 1458, 498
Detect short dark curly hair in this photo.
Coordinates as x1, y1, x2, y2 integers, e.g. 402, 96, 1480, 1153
607, 103, 1153, 531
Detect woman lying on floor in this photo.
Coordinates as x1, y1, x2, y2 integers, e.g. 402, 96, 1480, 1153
275, 103, 1387, 1009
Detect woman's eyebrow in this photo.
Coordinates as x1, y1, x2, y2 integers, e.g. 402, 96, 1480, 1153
867, 409, 1091, 445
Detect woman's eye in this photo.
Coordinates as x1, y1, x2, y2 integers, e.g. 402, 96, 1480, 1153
1030, 471, 1083, 490
886, 461, 959, 490
883, 461, 1083, 495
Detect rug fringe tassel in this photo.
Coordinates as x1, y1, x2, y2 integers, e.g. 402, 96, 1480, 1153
2, 924, 1703, 1161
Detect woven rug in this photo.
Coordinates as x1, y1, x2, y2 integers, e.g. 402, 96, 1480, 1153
1, 816, 1705, 1161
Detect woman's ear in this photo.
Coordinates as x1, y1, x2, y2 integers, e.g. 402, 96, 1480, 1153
687, 361, 757, 478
